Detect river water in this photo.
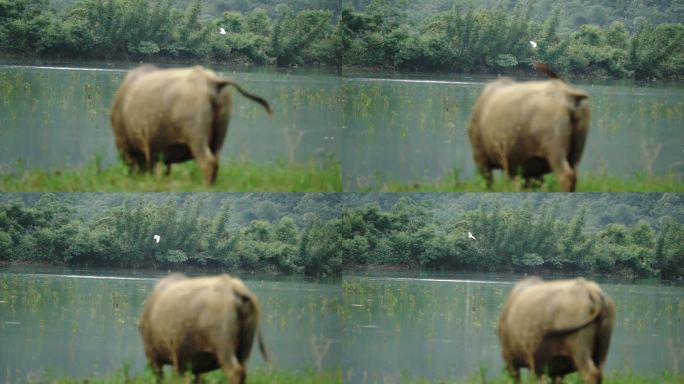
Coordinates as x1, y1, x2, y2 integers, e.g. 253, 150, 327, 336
341, 72, 684, 190
2, 63, 682, 189
0, 267, 342, 382
1, 267, 682, 382
342, 272, 684, 382
0, 62, 342, 172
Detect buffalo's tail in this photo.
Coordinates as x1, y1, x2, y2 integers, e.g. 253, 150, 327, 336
568, 91, 590, 167
258, 327, 270, 364
536, 61, 592, 168
533, 62, 562, 81
593, 292, 616, 367
216, 80, 273, 115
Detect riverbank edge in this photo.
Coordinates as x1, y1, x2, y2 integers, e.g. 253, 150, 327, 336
13, 366, 343, 384
34, 367, 684, 384
350, 167, 684, 193
0, 261, 345, 282
4, 55, 681, 82
0, 157, 343, 192
341, 264, 684, 284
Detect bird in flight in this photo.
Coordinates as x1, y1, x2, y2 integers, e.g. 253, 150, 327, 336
153, 235, 160, 243
468, 231, 477, 241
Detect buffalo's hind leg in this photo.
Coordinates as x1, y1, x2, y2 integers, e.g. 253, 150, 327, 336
504, 362, 521, 383
189, 144, 218, 186
476, 162, 494, 189
548, 153, 576, 192
545, 122, 577, 191
214, 339, 246, 384
570, 347, 602, 384
193, 373, 203, 384
147, 358, 163, 383
217, 352, 246, 384
471, 147, 494, 189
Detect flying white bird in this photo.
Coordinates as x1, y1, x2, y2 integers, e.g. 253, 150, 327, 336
153, 235, 160, 243
529, 40, 537, 48
219, 27, 226, 35
468, 231, 477, 241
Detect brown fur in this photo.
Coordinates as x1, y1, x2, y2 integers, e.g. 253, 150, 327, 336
468, 66, 590, 192
139, 274, 269, 383
498, 277, 616, 384
110, 65, 272, 186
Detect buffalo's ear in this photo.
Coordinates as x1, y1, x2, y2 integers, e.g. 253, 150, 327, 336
545, 280, 604, 333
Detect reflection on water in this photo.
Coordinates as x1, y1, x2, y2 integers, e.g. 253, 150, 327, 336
0, 269, 342, 381
342, 273, 684, 382
0, 62, 341, 171
0, 65, 127, 73
349, 78, 483, 86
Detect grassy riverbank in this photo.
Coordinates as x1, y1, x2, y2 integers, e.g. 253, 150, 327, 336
38, 368, 683, 384
0, 159, 342, 192
404, 371, 684, 383
2, 162, 682, 192
368, 170, 684, 192
44, 367, 341, 384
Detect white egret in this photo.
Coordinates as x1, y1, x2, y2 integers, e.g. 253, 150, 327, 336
468, 231, 477, 241
219, 27, 226, 35
153, 235, 160, 243
529, 40, 537, 48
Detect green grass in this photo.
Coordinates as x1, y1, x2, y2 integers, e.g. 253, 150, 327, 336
47, 367, 341, 384
0, 158, 342, 192
363, 169, 684, 192
3, 160, 682, 192
40, 367, 683, 384
397, 370, 684, 384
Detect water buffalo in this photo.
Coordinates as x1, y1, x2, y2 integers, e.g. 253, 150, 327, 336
139, 274, 269, 383
111, 65, 272, 186
468, 64, 590, 191
498, 277, 616, 383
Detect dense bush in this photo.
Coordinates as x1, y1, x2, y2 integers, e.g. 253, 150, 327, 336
337, 194, 684, 279
0, 0, 682, 79
0, 193, 344, 276
1, 193, 682, 279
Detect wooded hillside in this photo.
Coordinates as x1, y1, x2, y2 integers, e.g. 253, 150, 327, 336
1, 193, 682, 279
1, 0, 682, 78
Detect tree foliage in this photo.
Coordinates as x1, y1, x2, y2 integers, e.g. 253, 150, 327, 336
0, 193, 344, 277
1, 193, 682, 279
337, 193, 684, 279
0, 0, 682, 78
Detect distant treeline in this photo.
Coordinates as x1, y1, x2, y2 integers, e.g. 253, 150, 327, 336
350, 0, 684, 28
339, 194, 684, 279
1, 0, 683, 79
0, 193, 344, 276
1, 193, 683, 279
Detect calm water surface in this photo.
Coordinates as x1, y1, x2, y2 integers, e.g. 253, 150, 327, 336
3, 64, 682, 190
0, 62, 341, 172
342, 73, 684, 190
0, 268, 341, 382
342, 273, 684, 382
